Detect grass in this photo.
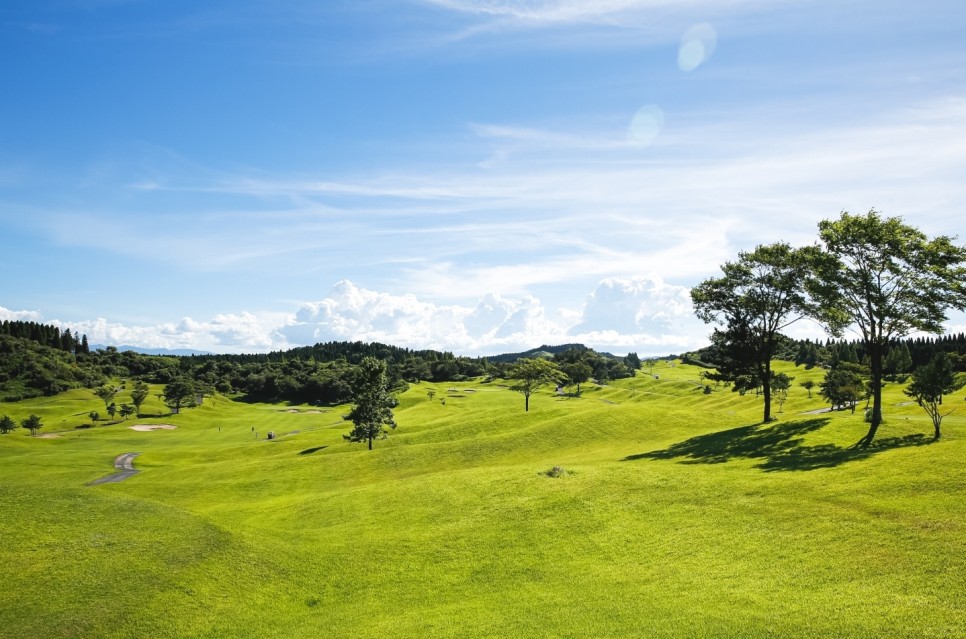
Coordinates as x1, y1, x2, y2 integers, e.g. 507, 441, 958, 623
1, 362, 964, 637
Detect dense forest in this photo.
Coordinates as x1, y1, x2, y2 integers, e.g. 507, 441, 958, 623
0, 321, 639, 404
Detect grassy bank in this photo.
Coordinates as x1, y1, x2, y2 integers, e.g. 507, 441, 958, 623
1, 361, 963, 637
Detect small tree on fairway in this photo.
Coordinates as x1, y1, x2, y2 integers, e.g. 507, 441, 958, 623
773, 372, 794, 413
89, 411, 100, 425
809, 210, 966, 447
426, 389, 436, 402
343, 357, 397, 450
21, 414, 43, 436
94, 385, 118, 410
106, 402, 117, 421
560, 361, 592, 396
0, 415, 15, 434
800, 379, 816, 398
119, 404, 135, 420
130, 380, 150, 418
820, 363, 867, 413
904, 352, 966, 440
507, 358, 567, 412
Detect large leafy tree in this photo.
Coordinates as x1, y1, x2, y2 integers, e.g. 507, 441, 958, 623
904, 352, 966, 440
343, 357, 397, 450
809, 210, 966, 447
691, 242, 813, 423
163, 378, 196, 414
507, 358, 567, 412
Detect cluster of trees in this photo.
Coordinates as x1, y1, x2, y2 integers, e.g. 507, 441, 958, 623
0, 320, 90, 354
692, 210, 966, 446
0, 413, 44, 436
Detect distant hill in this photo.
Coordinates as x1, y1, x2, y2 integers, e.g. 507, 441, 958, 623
486, 344, 591, 364
93, 344, 213, 356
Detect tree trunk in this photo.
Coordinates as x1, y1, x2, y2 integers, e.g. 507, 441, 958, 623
761, 360, 772, 423
368, 436, 373, 450
858, 343, 883, 448
525, 393, 530, 412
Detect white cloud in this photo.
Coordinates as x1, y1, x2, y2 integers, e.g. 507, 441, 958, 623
0, 306, 43, 322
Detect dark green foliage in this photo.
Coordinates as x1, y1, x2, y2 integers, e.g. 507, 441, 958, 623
904, 352, 966, 439
820, 362, 868, 413
507, 358, 567, 412
343, 357, 397, 450
94, 385, 117, 410
20, 413, 42, 436
0, 415, 15, 434
130, 381, 150, 417
163, 379, 196, 414
692, 242, 814, 423
809, 209, 966, 446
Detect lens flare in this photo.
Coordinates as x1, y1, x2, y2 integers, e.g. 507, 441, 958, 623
627, 105, 665, 146
678, 23, 717, 72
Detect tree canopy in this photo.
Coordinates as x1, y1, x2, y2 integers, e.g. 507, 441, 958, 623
691, 242, 813, 422
809, 209, 966, 446
507, 358, 567, 412
343, 357, 398, 450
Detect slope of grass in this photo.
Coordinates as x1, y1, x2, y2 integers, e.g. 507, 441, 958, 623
1, 362, 963, 637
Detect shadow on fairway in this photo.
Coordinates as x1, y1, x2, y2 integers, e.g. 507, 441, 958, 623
298, 446, 328, 456
624, 418, 933, 472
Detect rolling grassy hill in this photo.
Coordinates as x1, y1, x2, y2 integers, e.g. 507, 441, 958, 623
1, 361, 963, 638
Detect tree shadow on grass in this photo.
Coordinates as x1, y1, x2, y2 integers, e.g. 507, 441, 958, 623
298, 446, 328, 456
624, 418, 933, 472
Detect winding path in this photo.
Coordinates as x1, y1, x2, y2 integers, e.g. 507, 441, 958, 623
87, 452, 141, 486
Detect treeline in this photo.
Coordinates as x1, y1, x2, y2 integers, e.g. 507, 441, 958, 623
0, 320, 90, 354
684, 333, 966, 375
0, 323, 639, 405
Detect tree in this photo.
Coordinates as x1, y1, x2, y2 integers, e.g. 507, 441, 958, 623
119, 404, 135, 420
819, 362, 868, 413
691, 242, 814, 422
343, 357, 397, 450
163, 378, 196, 414
904, 352, 966, 440
800, 379, 816, 398
773, 372, 794, 413
426, 389, 436, 402
809, 210, 966, 446
106, 402, 117, 421
130, 380, 150, 418
0, 415, 15, 434
94, 384, 117, 410
21, 414, 43, 436
560, 361, 592, 395
89, 411, 99, 425
507, 358, 567, 412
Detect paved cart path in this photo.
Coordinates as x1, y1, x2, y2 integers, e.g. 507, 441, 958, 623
87, 452, 141, 486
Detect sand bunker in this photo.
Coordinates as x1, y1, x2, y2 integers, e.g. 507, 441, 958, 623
129, 424, 177, 431
37, 433, 62, 438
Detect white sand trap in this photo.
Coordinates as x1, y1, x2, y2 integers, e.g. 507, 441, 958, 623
37, 433, 62, 438
129, 424, 177, 431
286, 409, 300, 413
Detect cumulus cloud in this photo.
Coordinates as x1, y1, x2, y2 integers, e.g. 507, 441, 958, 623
0, 305, 43, 322
565, 276, 706, 353
277, 280, 570, 354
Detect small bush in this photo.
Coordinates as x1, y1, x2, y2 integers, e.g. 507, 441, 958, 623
543, 466, 571, 478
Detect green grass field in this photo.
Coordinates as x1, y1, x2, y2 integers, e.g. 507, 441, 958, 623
1, 361, 963, 638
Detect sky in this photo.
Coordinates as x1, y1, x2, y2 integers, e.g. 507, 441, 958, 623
2, 0, 965, 356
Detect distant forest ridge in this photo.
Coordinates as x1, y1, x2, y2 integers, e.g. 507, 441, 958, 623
0, 321, 641, 403
4, 319, 966, 404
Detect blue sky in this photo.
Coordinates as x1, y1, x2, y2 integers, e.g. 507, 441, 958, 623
2, 0, 965, 355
